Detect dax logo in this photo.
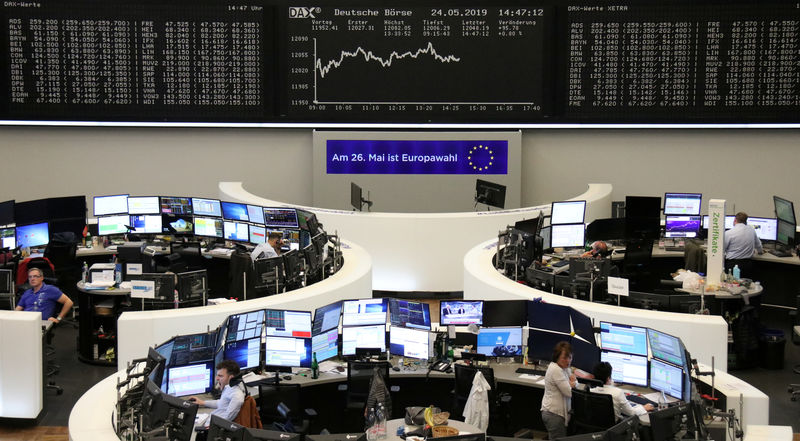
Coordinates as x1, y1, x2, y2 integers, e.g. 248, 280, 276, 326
289, 7, 321, 18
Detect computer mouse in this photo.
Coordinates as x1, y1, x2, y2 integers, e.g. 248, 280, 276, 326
392, 366, 400, 372
188, 397, 197, 402
283, 375, 292, 380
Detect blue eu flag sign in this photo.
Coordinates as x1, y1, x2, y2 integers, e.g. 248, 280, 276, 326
327, 140, 508, 174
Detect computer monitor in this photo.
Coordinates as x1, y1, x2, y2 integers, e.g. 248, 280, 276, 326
774, 195, 796, 224
388, 299, 431, 330
777, 218, 796, 247
389, 325, 430, 360
440, 300, 483, 326
570, 309, 595, 343
307, 433, 367, 441
161, 213, 194, 235
193, 216, 224, 238
224, 221, 249, 242
97, 215, 130, 236
264, 208, 299, 228
190, 198, 222, 217
550, 200, 586, 225
605, 415, 639, 441
264, 336, 312, 370
159, 196, 193, 215
664, 216, 701, 238
625, 196, 661, 240
141, 379, 199, 440
313, 301, 343, 335
221, 202, 249, 221
342, 298, 388, 327
47, 195, 86, 220
93, 194, 129, 216
249, 224, 267, 243
550, 223, 585, 248
624, 291, 670, 311
155, 339, 175, 365
177, 270, 207, 301
663, 193, 702, 216
208, 415, 248, 441
570, 337, 601, 373
312, 232, 328, 256
539, 225, 551, 250
585, 218, 626, 241
514, 214, 544, 236
647, 328, 684, 366
265, 309, 312, 338
130, 215, 162, 234
0, 200, 14, 225
301, 211, 320, 235
225, 309, 265, 343
747, 217, 778, 241
311, 328, 339, 362
16, 222, 49, 248
127, 196, 160, 215
600, 350, 648, 387
701, 215, 735, 230
649, 358, 685, 400
249, 429, 303, 441
526, 328, 568, 363
165, 361, 215, 396
552, 433, 606, 441
527, 301, 571, 333
303, 243, 321, 273
1, 227, 15, 249
435, 434, 487, 441
242, 205, 264, 224
351, 182, 364, 210
163, 332, 216, 367
223, 337, 262, 371
482, 300, 527, 327
341, 325, 386, 356
477, 327, 522, 357
599, 322, 648, 356
282, 249, 304, 282
648, 402, 695, 441
475, 179, 506, 209
568, 257, 611, 282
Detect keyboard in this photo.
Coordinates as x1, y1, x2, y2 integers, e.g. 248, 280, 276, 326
768, 249, 793, 258
552, 260, 570, 267
626, 394, 657, 407
515, 367, 546, 376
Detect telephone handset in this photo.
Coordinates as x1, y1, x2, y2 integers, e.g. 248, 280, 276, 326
431, 361, 451, 372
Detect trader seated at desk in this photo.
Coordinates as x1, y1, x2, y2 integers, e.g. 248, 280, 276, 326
250, 232, 283, 262
15, 268, 73, 323
724, 212, 763, 275
580, 241, 611, 259
590, 362, 654, 421
189, 360, 245, 436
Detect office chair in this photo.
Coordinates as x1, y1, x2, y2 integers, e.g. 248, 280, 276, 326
169, 242, 205, 272
569, 388, 615, 435
229, 250, 255, 299
452, 364, 511, 435
43, 311, 64, 395
44, 235, 81, 327
340, 361, 392, 431
0, 268, 15, 309
258, 383, 316, 434
16, 256, 57, 291
253, 256, 285, 297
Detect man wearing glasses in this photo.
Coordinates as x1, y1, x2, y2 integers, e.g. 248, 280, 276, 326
15, 268, 73, 323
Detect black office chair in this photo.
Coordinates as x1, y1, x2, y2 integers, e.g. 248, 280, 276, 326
258, 383, 316, 434
44, 235, 80, 327
253, 256, 285, 297
452, 364, 511, 434
569, 388, 615, 435
339, 361, 392, 431
169, 242, 205, 272
0, 268, 15, 309
43, 310, 64, 395
229, 250, 255, 299
17, 257, 57, 292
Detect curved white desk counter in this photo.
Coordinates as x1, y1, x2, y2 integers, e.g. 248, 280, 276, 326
0, 311, 43, 419
220, 182, 612, 292
116, 239, 371, 368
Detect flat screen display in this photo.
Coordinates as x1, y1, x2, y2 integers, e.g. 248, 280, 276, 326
161, 214, 194, 235
311, 328, 339, 362
247, 205, 265, 224
550, 201, 586, 225
778, 219, 796, 246
312, 301, 342, 335
599, 322, 648, 356
550, 223, 585, 248
440, 301, 483, 325
649, 358, 684, 400
482, 300, 528, 327
130, 215, 162, 234
166, 361, 214, 396
223, 221, 249, 241
748, 217, 778, 241
265, 309, 312, 338
97, 215, 130, 235
16, 222, 49, 248
664, 216, 701, 238
94, 194, 129, 216
388, 299, 431, 330
341, 325, 386, 356
774, 196, 796, 224
194, 217, 224, 238
600, 350, 648, 387
159, 197, 193, 215
264, 208, 299, 228
0, 227, 15, 249
647, 329, 684, 366
527, 301, 571, 333
476, 327, 523, 357
389, 326, 430, 360
702, 215, 735, 230
342, 299, 387, 327
663, 193, 702, 216
221, 202, 249, 221
226, 310, 265, 342
191, 198, 222, 217
264, 336, 312, 368
0, 200, 14, 225
127, 196, 160, 215
249, 225, 267, 244
223, 337, 261, 371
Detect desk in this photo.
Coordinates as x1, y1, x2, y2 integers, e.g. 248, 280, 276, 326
743, 425, 792, 441
76, 281, 131, 366
387, 418, 483, 441
0, 310, 43, 419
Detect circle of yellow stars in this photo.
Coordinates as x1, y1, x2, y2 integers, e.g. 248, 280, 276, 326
468, 145, 494, 171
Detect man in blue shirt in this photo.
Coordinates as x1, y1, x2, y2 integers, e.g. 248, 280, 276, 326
724, 212, 763, 277
190, 360, 245, 424
15, 268, 73, 322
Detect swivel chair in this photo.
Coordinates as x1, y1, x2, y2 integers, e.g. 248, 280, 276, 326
169, 242, 205, 272
452, 364, 512, 435
569, 388, 615, 435
0, 268, 14, 309
258, 383, 316, 434
43, 310, 65, 395
339, 361, 393, 432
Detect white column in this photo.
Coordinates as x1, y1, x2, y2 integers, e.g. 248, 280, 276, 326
707, 199, 726, 284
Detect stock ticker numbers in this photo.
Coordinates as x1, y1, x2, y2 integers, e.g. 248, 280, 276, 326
284, 5, 549, 121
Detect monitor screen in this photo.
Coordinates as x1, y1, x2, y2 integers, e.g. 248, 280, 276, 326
155, 339, 175, 365
265, 309, 312, 338
483, 300, 528, 327
389, 299, 431, 330
342, 299, 388, 327
341, 325, 386, 356
167, 333, 217, 366
1, 227, 15, 249
351, 182, 363, 210
440, 300, 483, 326
127, 196, 160, 215
663, 193, 702, 216
475, 179, 506, 209
774, 196, 796, 224
389, 326, 430, 360
570, 336, 601, 373
93, 194, 129, 216
16, 222, 49, 248
97, 215, 130, 236
476, 327, 523, 357
161, 214, 194, 235
777, 219, 796, 246
222, 202, 249, 221
159, 196, 193, 215
664, 216, 701, 238
649, 358, 684, 400
166, 361, 214, 396
223, 337, 262, 371
702, 215, 735, 230
540, 225, 551, 249
600, 350, 648, 387
194, 217, 224, 238
599, 322, 648, 356
313, 301, 343, 335
550, 223, 585, 248
264, 336, 312, 368
550, 201, 586, 225
224, 221, 249, 242
526, 328, 568, 363
130, 215, 163, 234
249, 225, 267, 244
647, 329, 684, 366
311, 328, 339, 362
46, 195, 86, 220
263, 208, 300, 228
191, 198, 222, 217
748, 217, 778, 241
0, 200, 14, 225
247, 205, 265, 224
226, 310, 265, 343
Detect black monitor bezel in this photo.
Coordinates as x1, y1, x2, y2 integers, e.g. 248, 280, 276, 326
663, 192, 702, 216
774, 195, 796, 224
550, 200, 587, 225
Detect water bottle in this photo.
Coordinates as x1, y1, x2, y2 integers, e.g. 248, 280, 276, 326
85, 231, 92, 248
115, 262, 122, 285
173, 288, 179, 309
311, 352, 319, 379
365, 407, 376, 441
82, 261, 89, 284
732, 264, 740, 280
376, 403, 387, 439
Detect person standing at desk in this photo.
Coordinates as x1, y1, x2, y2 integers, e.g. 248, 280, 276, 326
541, 341, 577, 440
724, 212, 763, 276
15, 268, 73, 323
591, 362, 654, 421
250, 232, 283, 262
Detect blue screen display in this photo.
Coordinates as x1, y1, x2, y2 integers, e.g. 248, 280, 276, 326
221, 202, 249, 221
477, 327, 523, 356
650, 358, 684, 400
648, 329, 684, 366
327, 140, 508, 174
311, 328, 339, 362
265, 336, 312, 368
223, 221, 249, 241
247, 205, 265, 224
224, 338, 261, 370
599, 322, 648, 356
16, 222, 49, 248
